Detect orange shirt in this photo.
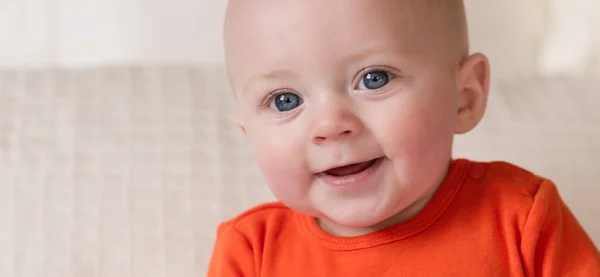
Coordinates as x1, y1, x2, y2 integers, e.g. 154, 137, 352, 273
207, 159, 600, 276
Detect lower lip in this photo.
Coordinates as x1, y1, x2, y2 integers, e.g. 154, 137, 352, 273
317, 157, 384, 188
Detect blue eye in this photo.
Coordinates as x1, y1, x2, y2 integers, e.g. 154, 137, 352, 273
269, 93, 302, 112
358, 70, 389, 90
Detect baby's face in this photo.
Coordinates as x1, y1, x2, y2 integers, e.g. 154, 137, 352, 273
225, 0, 486, 234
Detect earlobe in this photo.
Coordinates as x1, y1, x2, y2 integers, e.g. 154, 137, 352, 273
455, 53, 491, 134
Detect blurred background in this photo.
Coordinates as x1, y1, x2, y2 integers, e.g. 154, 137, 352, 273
1, 0, 599, 77
0, 0, 599, 277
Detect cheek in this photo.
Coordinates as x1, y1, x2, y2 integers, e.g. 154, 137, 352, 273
247, 124, 308, 198
373, 96, 456, 189
374, 94, 456, 160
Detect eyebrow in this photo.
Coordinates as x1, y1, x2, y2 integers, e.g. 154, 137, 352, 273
243, 69, 298, 96
344, 47, 388, 63
345, 44, 419, 64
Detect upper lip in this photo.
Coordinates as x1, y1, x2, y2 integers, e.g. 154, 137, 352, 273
318, 157, 382, 174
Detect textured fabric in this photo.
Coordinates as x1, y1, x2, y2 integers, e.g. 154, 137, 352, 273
207, 160, 600, 277
0, 67, 272, 277
0, 67, 599, 277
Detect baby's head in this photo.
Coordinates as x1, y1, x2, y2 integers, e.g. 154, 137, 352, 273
224, 0, 490, 236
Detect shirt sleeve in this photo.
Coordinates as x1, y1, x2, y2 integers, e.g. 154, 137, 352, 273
207, 222, 256, 277
520, 179, 600, 277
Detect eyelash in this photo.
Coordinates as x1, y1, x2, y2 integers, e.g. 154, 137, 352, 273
259, 66, 393, 107
261, 88, 292, 108
355, 66, 390, 87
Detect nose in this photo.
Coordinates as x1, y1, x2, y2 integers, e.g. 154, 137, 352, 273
310, 102, 363, 145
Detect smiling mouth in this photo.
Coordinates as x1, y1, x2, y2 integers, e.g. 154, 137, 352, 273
323, 158, 380, 177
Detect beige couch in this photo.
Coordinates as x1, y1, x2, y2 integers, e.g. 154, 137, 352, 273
0, 67, 598, 277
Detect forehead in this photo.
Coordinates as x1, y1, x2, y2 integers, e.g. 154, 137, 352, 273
224, 0, 448, 88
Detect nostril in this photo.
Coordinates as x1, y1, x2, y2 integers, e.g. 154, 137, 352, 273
314, 136, 326, 143
313, 130, 352, 144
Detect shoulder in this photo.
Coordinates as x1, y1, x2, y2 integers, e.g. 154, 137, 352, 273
216, 202, 296, 238
462, 159, 550, 200
456, 159, 567, 229
456, 159, 566, 217
209, 203, 293, 277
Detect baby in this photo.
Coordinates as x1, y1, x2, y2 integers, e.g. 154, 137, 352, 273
208, 0, 600, 276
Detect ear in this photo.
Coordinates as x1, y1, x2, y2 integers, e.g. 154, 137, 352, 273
454, 53, 491, 134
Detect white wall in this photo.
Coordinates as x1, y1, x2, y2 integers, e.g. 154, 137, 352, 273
0, 0, 227, 68
538, 0, 600, 76
57, 0, 227, 66
0, 0, 56, 67
465, 0, 547, 80
0, 0, 598, 80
